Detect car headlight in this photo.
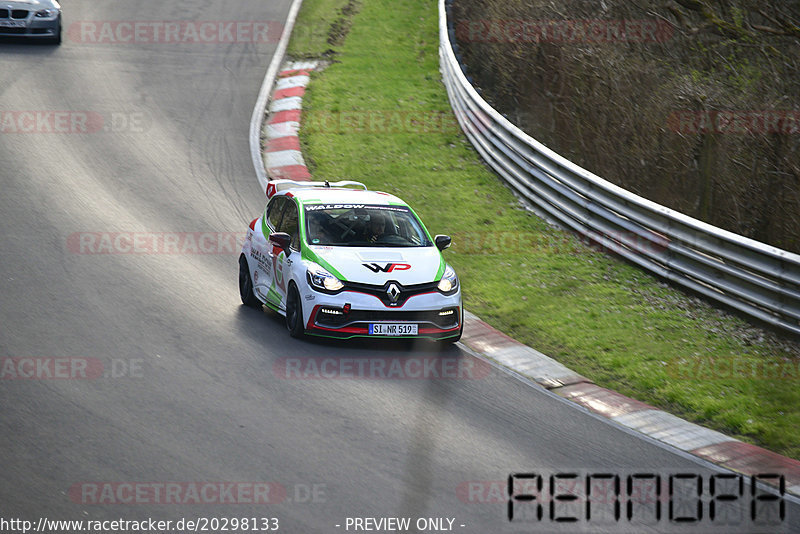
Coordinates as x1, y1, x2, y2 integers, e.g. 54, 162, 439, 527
35, 9, 58, 18
437, 264, 459, 294
307, 265, 344, 292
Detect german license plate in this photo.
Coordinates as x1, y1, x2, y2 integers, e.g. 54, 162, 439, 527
0, 21, 26, 28
369, 323, 418, 336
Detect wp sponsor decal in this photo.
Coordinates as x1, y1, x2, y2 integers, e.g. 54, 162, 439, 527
362, 263, 411, 273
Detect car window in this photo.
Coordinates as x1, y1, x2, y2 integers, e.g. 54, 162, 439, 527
277, 199, 300, 250
266, 197, 287, 232
304, 204, 432, 247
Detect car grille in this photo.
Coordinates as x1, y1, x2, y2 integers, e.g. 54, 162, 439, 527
315, 307, 460, 329
0, 9, 29, 19
0, 26, 26, 33
342, 280, 439, 307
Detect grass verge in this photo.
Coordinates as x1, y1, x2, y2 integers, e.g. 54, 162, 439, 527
283, 0, 800, 459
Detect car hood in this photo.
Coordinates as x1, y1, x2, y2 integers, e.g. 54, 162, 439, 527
4, 0, 57, 7
306, 245, 445, 286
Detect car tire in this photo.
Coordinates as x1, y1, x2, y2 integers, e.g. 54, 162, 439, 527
238, 254, 260, 308
285, 284, 305, 338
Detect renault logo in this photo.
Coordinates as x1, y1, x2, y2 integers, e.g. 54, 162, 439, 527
386, 283, 401, 304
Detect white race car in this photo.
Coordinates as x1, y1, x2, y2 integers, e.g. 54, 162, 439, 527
239, 180, 462, 342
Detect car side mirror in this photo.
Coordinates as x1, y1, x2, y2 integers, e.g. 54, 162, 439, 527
269, 232, 292, 256
434, 235, 451, 251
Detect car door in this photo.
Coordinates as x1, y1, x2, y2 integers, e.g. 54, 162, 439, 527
272, 197, 301, 309
252, 196, 287, 306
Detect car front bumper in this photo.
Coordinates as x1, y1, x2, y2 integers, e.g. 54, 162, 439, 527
302, 288, 463, 340
0, 16, 60, 38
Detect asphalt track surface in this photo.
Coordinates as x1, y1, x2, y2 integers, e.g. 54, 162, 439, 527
0, 1, 798, 533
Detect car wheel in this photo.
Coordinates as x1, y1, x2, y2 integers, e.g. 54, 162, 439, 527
238, 254, 260, 308
285, 284, 305, 338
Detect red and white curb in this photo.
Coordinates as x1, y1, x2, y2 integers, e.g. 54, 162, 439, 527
263, 61, 317, 182
253, 57, 800, 499
249, 0, 305, 192
462, 310, 800, 497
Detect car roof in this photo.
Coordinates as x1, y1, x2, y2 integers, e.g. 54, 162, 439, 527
283, 187, 408, 207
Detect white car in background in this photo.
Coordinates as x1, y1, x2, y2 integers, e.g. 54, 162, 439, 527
0, 0, 61, 44
239, 180, 462, 342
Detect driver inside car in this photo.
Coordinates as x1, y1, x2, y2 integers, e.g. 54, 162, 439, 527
364, 212, 386, 243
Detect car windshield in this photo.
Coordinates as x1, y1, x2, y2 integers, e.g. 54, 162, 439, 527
304, 204, 432, 247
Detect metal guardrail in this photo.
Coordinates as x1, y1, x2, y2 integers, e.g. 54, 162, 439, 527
439, 0, 800, 336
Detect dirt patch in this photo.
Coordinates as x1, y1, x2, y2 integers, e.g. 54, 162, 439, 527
328, 0, 361, 47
